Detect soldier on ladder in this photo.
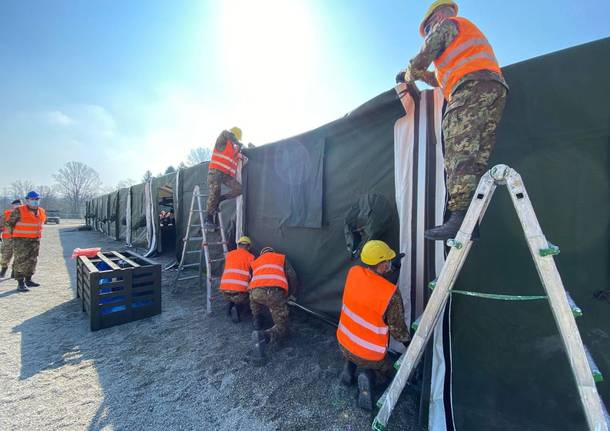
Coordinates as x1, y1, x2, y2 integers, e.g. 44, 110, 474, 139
396, 0, 508, 240
205, 126, 245, 230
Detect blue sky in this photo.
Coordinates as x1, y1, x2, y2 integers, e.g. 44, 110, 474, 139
0, 0, 608, 190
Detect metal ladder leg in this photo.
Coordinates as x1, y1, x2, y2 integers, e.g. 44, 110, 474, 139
504, 167, 608, 431
373, 171, 498, 430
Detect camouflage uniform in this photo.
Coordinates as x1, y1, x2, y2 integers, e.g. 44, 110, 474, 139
406, 19, 509, 211
207, 130, 243, 216
7, 207, 42, 280
339, 289, 411, 381
221, 291, 250, 305
249, 260, 298, 345
0, 238, 13, 269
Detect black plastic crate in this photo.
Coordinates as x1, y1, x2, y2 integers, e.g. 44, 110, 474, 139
76, 250, 161, 331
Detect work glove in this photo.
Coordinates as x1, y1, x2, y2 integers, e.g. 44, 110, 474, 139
391, 252, 406, 271
395, 70, 407, 84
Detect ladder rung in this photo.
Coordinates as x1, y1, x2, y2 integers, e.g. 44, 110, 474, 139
205, 241, 226, 246
188, 237, 203, 241
181, 263, 200, 268
194, 193, 208, 197
190, 209, 204, 213
178, 275, 199, 281
209, 258, 225, 263
186, 250, 202, 254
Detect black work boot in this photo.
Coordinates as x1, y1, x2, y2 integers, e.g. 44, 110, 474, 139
230, 303, 241, 323
0, 267, 7, 278
424, 210, 467, 241
251, 330, 269, 365
253, 314, 264, 331
25, 277, 40, 287
340, 360, 357, 386
17, 279, 29, 292
357, 369, 376, 411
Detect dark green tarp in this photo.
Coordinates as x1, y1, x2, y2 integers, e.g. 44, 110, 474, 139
130, 182, 148, 247
449, 37, 610, 431
117, 188, 129, 241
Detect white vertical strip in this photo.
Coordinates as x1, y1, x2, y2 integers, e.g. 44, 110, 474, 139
429, 88, 453, 431
125, 188, 132, 246
144, 180, 157, 257
235, 159, 244, 241
394, 88, 416, 328
415, 95, 428, 318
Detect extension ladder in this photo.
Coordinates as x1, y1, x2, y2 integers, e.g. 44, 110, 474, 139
373, 165, 609, 431
173, 185, 228, 314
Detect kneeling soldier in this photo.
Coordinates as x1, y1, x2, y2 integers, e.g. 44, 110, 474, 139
250, 247, 298, 362
219, 236, 255, 323
336, 240, 411, 410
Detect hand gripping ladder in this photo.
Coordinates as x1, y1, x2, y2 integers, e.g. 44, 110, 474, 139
373, 165, 609, 431
173, 185, 228, 314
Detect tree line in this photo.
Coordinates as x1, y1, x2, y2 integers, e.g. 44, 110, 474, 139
1, 147, 212, 216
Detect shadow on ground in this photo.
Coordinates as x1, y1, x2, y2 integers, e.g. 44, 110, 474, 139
12, 227, 420, 431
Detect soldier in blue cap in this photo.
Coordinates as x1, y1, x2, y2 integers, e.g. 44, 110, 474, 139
6, 191, 46, 292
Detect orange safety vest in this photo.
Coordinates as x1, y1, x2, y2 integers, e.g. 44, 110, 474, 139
209, 138, 240, 177
12, 206, 46, 239
336, 266, 397, 362
434, 17, 502, 100
2, 209, 12, 239
220, 248, 254, 293
250, 252, 289, 292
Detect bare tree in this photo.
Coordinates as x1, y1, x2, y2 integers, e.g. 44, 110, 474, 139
142, 170, 153, 182
177, 162, 187, 170
164, 165, 176, 174
53, 161, 102, 214
186, 147, 212, 166
10, 180, 35, 199
116, 178, 136, 190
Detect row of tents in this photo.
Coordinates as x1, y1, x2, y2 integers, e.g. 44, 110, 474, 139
86, 38, 610, 431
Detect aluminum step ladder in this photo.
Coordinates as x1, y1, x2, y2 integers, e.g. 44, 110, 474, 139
373, 164, 609, 431
173, 185, 228, 314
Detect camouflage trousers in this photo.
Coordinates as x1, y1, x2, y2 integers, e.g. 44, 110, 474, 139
443, 80, 508, 211
339, 345, 394, 384
12, 237, 40, 279
206, 169, 242, 216
221, 290, 250, 305
0, 238, 13, 268
250, 286, 289, 345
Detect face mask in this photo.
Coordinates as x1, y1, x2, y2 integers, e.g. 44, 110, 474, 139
28, 200, 40, 208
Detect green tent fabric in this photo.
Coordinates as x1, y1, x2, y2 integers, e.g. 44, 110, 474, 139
108, 191, 119, 240
129, 182, 148, 248
448, 37, 610, 431
117, 188, 129, 241
149, 172, 177, 254
243, 90, 403, 313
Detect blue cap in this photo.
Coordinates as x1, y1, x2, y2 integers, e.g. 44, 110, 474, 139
26, 191, 40, 199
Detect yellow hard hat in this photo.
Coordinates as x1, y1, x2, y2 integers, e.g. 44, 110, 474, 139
237, 236, 251, 245
230, 127, 242, 141
420, 0, 458, 36
360, 240, 396, 266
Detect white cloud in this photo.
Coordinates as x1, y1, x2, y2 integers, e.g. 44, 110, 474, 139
46, 110, 75, 127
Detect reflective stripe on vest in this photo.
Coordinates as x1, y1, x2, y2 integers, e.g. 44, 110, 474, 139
433, 17, 502, 100
250, 252, 288, 292
2, 209, 12, 239
209, 139, 239, 177
12, 206, 45, 239
220, 248, 254, 293
336, 265, 396, 362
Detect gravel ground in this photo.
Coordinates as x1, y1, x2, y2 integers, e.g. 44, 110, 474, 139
0, 222, 420, 431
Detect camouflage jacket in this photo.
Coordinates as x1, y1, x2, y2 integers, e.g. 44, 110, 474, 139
407, 18, 508, 94
214, 130, 242, 153
384, 289, 411, 344
7, 206, 44, 229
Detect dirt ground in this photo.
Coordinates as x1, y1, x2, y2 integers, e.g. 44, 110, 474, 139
0, 222, 421, 431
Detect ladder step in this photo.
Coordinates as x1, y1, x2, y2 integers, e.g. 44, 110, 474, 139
182, 263, 200, 268
585, 346, 604, 383
178, 275, 199, 281
209, 258, 225, 263
566, 292, 582, 317
205, 241, 226, 246
186, 250, 202, 254
194, 193, 208, 197
190, 209, 204, 213
188, 237, 203, 241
